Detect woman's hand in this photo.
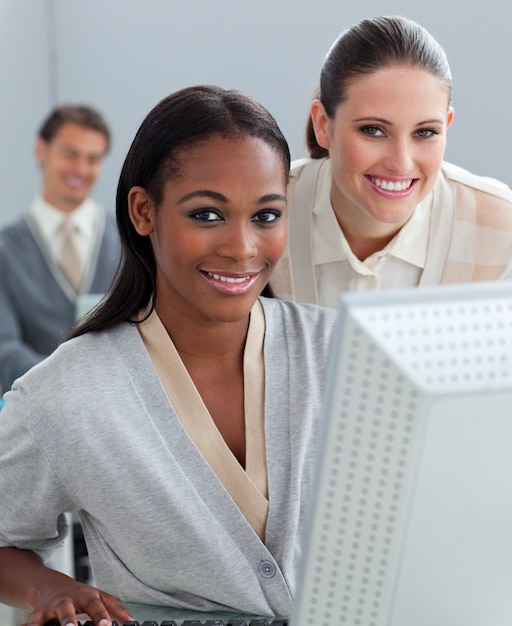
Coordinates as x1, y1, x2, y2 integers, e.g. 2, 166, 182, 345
24, 577, 133, 626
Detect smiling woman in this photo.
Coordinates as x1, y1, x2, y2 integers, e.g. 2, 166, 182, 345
127, 134, 288, 327
0, 85, 337, 626
271, 15, 512, 307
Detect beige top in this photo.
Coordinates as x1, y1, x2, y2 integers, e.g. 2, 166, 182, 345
273, 158, 512, 306
310, 158, 431, 305
137, 300, 269, 540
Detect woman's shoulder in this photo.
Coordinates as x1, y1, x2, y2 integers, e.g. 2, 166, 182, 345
17, 323, 138, 387
287, 157, 331, 217
260, 298, 337, 369
260, 296, 338, 334
290, 156, 329, 179
441, 161, 512, 203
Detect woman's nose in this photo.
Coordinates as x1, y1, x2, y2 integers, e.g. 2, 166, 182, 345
215, 225, 257, 261
382, 138, 415, 173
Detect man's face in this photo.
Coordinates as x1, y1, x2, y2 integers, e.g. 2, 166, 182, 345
35, 122, 108, 212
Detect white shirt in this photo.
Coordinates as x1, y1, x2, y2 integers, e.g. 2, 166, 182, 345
310, 159, 432, 307
29, 194, 99, 268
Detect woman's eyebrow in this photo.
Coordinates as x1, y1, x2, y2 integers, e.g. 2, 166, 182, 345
177, 190, 228, 204
353, 116, 445, 126
178, 191, 287, 204
258, 193, 287, 204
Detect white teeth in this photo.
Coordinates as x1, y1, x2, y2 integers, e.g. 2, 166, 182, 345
207, 272, 250, 284
372, 177, 413, 191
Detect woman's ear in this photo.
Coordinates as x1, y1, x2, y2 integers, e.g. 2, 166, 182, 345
446, 105, 455, 130
128, 186, 155, 236
310, 99, 332, 150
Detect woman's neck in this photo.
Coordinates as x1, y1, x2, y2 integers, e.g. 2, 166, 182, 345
341, 226, 399, 261
154, 301, 250, 364
154, 299, 250, 466
330, 188, 405, 261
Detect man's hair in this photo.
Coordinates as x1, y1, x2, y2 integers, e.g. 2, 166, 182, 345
38, 103, 111, 152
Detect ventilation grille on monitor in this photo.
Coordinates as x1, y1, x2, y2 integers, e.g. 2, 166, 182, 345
353, 297, 512, 391
297, 315, 424, 626
293, 289, 512, 626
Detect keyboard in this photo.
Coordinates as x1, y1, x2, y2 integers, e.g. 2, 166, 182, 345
117, 618, 288, 626
45, 618, 288, 626
43, 599, 290, 626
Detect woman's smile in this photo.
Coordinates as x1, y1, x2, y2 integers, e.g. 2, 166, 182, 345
201, 270, 262, 295
366, 174, 419, 198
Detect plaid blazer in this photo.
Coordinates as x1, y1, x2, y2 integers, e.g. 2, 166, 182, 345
272, 159, 512, 304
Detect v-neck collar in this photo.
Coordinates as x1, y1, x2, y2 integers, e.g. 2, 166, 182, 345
137, 300, 269, 540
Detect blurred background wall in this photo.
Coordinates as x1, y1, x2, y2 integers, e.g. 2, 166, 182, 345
0, 0, 509, 227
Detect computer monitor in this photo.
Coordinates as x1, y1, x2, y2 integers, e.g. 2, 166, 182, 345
291, 280, 512, 626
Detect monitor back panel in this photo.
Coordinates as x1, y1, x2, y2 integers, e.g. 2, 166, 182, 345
291, 282, 512, 626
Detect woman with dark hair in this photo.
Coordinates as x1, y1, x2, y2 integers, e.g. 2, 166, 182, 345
272, 15, 512, 307
0, 85, 336, 625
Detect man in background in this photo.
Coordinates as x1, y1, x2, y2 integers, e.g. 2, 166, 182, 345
0, 104, 120, 394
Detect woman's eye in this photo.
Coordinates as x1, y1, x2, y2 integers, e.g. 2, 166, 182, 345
416, 128, 439, 138
253, 210, 281, 224
190, 210, 222, 222
361, 126, 384, 137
